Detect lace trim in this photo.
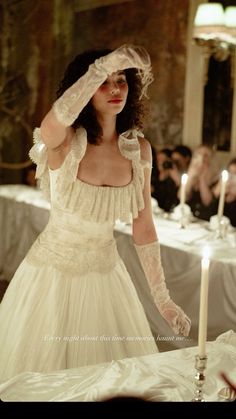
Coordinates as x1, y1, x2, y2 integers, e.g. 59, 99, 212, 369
29, 128, 50, 200
134, 240, 170, 306
54, 127, 87, 196
53, 128, 149, 222
26, 234, 120, 275
118, 129, 143, 162
94, 44, 153, 99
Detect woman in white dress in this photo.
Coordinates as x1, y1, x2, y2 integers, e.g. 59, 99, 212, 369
0, 45, 191, 381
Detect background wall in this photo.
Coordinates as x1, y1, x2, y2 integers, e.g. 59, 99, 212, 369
0, 0, 189, 184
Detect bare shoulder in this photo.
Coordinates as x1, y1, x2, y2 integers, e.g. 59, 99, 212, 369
138, 136, 152, 163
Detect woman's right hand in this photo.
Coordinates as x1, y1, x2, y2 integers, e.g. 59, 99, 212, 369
94, 44, 152, 77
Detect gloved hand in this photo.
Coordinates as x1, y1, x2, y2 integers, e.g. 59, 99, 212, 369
134, 240, 191, 337
94, 44, 152, 77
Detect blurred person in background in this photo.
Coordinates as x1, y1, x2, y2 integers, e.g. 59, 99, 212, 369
171, 145, 192, 175
184, 144, 220, 221
151, 147, 179, 212
22, 163, 37, 187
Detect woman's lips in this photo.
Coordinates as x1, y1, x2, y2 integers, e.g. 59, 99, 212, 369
108, 99, 123, 103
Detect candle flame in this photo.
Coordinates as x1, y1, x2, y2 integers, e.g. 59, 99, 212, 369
222, 170, 229, 182
181, 173, 188, 185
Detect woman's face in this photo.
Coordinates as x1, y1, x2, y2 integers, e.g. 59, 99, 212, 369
92, 71, 128, 116
193, 146, 212, 166
228, 163, 236, 177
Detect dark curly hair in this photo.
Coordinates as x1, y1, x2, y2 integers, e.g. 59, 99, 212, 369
56, 48, 149, 145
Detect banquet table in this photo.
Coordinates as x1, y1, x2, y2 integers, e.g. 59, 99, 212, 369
0, 185, 236, 351
0, 185, 50, 281
0, 330, 235, 401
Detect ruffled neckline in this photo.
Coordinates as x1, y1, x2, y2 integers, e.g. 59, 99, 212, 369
62, 126, 144, 190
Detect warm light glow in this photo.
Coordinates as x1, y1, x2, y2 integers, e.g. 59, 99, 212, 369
194, 3, 224, 27
193, 3, 236, 66
181, 173, 188, 185
180, 173, 188, 207
225, 7, 236, 43
202, 245, 211, 262
225, 7, 236, 28
222, 169, 229, 183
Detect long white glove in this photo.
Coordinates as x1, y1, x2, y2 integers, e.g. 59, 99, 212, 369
53, 44, 153, 127
134, 240, 191, 336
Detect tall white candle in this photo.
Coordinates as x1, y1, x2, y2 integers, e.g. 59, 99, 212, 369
217, 170, 229, 219
198, 246, 210, 357
180, 173, 188, 206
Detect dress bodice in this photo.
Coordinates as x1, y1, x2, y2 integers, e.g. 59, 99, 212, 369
29, 126, 151, 224
28, 127, 151, 274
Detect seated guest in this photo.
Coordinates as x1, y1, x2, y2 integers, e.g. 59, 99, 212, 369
171, 145, 192, 174
211, 158, 236, 227
184, 144, 220, 220
22, 163, 37, 187
151, 147, 179, 212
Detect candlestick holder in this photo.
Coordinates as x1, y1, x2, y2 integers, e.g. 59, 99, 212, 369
171, 203, 191, 228
180, 206, 186, 229
209, 215, 230, 240
216, 218, 228, 239
192, 354, 207, 402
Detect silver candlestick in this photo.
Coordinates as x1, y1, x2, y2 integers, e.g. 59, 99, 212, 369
180, 205, 188, 229
215, 217, 228, 239
192, 354, 207, 402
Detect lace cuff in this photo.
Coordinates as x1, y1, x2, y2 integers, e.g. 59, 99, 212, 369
53, 64, 107, 126
134, 240, 191, 336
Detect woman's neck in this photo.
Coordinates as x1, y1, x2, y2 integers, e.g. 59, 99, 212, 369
97, 114, 117, 144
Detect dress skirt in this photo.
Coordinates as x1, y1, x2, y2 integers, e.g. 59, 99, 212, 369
0, 257, 158, 381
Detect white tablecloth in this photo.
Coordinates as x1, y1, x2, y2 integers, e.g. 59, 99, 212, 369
0, 330, 235, 401
0, 185, 50, 281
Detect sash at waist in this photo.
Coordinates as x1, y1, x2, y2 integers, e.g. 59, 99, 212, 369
26, 233, 120, 275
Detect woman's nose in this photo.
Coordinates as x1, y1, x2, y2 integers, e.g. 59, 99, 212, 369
110, 83, 120, 95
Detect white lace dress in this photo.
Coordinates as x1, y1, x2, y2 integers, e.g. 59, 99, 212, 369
0, 127, 158, 382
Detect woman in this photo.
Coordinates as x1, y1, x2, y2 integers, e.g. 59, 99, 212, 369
0, 45, 190, 381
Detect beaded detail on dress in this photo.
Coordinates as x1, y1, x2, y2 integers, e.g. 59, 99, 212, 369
29, 126, 151, 223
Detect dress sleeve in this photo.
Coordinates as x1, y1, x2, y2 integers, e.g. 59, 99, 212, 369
29, 128, 50, 200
